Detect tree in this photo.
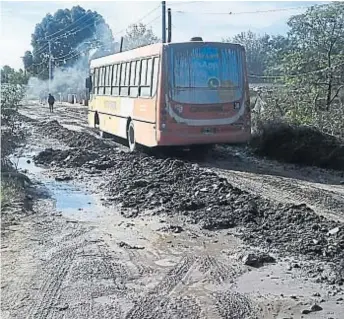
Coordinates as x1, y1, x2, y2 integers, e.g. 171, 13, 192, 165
122, 23, 160, 51
282, 2, 344, 111
23, 5, 115, 79
1, 66, 29, 85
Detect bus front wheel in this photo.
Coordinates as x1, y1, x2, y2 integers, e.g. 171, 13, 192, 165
127, 121, 136, 152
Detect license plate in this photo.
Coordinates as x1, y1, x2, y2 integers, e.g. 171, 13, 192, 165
202, 128, 216, 135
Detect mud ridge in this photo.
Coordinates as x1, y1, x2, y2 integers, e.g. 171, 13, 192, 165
38, 120, 114, 151
250, 121, 344, 171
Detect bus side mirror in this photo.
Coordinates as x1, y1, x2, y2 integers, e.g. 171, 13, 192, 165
85, 76, 92, 92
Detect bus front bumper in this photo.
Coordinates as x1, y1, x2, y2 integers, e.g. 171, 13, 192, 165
156, 129, 251, 146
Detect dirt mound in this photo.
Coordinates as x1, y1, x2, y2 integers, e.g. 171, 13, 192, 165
250, 122, 344, 171
34, 148, 98, 167
34, 148, 118, 170
39, 120, 113, 151
102, 154, 344, 284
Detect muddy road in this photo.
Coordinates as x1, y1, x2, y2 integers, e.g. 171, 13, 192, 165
1, 101, 344, 319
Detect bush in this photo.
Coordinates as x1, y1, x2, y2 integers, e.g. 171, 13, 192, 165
1, 84, 28, 209
250, 86, 344, 170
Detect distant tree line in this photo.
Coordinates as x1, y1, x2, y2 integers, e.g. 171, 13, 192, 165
1, 66, 29, 85
225, 2, 344, 115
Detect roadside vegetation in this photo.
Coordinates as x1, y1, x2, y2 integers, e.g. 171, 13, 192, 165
1, 83, 30, 218
227, 2, 344, 169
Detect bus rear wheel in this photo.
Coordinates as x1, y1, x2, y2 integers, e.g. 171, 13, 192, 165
127, 121, 136, 152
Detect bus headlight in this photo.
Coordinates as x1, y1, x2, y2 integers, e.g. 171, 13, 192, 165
174, 104, 183, 114
234, 102, 240, 110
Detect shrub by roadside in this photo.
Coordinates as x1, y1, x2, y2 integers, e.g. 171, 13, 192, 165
1, 84, 31, 227
250, 120, 344, 171
249, 87, 344, 171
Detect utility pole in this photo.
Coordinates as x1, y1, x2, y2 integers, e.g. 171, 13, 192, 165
48, 40, 52, 92
167, 8, 172, 43
162, 1, 166, 43
120, 36, 124, 53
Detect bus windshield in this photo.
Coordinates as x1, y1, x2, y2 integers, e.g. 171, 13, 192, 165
168, 45, 244, 104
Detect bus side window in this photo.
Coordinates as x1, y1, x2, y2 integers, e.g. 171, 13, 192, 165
94, 68, 99, 94
151, 57, 160, 97
129, 60, 139, 98
112, 64, 119, 96
140, 58, 151, 97
98, 67, 104, 95
102, 67, 107, 95
99, 67, 104, 95
105, 65, 112, 95
120, 62, 129, 96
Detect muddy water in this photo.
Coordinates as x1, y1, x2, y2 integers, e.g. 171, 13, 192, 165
12, 152, 100, 221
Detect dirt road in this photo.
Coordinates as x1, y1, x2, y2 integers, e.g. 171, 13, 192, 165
1, 101, 344, 319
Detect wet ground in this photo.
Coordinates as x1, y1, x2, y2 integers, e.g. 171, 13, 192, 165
1, 101, 344, 319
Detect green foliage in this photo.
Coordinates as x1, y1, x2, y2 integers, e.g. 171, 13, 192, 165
244, 2, 344, 138
122, 23, 160, 51
281, 2, 344, 110
1, 66, 29, 85
23, 5, 115, 79
1, 84, 25, 159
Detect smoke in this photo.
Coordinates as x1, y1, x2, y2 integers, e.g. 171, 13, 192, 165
26, 22, 118, 103
26, 58, 89, 103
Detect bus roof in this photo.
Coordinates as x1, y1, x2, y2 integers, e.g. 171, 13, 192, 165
90, 41, 244, 68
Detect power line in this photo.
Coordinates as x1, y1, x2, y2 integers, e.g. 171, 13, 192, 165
112, 4, 161, 38
175, 3, 329, 16
169, 1, 203, 6
45, 12, 94, 40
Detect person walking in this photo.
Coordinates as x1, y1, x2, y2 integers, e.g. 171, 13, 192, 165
48, 93, 55, 113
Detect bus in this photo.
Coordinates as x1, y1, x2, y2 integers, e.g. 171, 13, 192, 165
86, 37, 251, 152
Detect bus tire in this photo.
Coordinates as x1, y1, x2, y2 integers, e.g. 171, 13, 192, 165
94, 112, 99, 127
127, 120, 136, 152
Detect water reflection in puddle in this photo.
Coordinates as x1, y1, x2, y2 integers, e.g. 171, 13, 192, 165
12, 153, 100, 221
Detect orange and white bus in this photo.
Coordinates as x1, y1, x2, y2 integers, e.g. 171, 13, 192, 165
86, 38, 251, 152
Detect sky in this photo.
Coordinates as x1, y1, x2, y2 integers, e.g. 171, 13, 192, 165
0, 0, 326, 70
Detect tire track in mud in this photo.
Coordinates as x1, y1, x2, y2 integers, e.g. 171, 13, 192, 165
198, 255, 240, 285
96, 242, 133, 295
125, 255, 196, 319
27, 247, 76, 319
214, 291, 259, 319
23, 221, 87, 319
125, 254, 249, 319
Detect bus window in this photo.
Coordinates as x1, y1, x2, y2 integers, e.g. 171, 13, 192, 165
140, 58, 151, 97
94, 68, 99, 94
103, 67, 107, 95
98, 67, 104, 95
98, 67, 103, 95
151, 57, 160, 96
120, 62, 129, 96
140, 59, 148, 86
111, 64, 119, 96
135, 60, 140, 86
129, 61, 139, 97
105, 65, 112, 95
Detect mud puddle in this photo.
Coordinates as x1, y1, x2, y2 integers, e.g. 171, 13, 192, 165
11, 152, 101, 221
